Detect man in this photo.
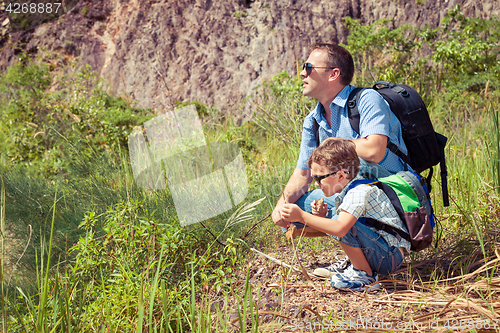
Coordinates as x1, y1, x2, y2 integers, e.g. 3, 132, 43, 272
272, 43, 408, 276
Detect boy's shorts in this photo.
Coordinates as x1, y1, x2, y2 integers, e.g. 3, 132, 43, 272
333, 221, 404, 275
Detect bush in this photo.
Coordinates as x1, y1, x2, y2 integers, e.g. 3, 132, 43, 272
0, 61, 153, 177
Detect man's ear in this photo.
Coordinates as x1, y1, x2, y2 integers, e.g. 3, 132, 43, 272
328, 68, 341, 82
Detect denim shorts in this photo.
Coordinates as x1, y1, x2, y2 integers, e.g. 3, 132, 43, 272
335, 221, 404, 275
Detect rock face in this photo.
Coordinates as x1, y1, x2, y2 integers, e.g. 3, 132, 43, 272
1, 0, 499, 116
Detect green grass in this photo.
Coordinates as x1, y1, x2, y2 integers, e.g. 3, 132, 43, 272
1, 8, 500, 331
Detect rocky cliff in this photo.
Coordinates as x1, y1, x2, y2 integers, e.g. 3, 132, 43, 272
1, 0, 499, 116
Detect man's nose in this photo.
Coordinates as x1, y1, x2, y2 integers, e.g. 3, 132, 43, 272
300, 69, 307, 77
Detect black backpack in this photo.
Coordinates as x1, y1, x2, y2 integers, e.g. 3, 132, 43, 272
313, 81, 449, 206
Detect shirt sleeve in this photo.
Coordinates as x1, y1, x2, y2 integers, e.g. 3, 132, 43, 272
296, 114, 317, 170
357, 89, 392, 139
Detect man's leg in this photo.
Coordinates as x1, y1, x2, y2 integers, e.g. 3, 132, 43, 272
280, 189, 337, 238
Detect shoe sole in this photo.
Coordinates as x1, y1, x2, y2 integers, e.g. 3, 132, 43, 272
312, 268, 338, 278
337, 282, 380, 292
313, 263, 351, 278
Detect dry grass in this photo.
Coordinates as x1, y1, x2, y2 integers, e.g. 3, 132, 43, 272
219, 232, 500, 332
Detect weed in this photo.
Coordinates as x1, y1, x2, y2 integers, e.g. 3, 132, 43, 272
233, 10, 247, 20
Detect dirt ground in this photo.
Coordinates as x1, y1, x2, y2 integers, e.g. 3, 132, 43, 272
220, 234, 500, 332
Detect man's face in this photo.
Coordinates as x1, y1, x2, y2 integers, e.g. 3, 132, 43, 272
300, 49, 333, 100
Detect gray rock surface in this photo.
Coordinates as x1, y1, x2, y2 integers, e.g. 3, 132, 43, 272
1, 0, 499, 115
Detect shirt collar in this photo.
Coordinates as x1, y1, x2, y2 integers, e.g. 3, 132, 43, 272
331, 85, 355, 109
334, 173, 365, 207
312, 85, 355, 124
312, 102, 326, 126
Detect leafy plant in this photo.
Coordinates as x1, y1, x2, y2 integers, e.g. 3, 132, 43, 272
233, 10, 247, 20
0, 60, 153, 177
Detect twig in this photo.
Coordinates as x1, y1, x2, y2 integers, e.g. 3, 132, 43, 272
200, 221, 225, 247
242, 212, 271, 240
250, 248, 301, 273
275, 170, 317, 289
287, 225, 316, 288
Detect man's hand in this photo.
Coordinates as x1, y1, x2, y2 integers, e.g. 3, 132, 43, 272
311, 198, 328, 218
280, 203, 304, 223
272, 168, 312, 228
272, 204, 289, 228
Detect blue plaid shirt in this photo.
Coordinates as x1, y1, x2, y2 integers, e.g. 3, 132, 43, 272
297, 85, 407, 174
333, 174, 411, 251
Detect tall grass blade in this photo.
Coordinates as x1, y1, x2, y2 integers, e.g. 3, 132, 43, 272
490, 104, 500, 194
149, 246, 165, 332
0, 176, 5, 333
137, 282, 145, 333
36, 190, 58, 332
190, 262, 196, 332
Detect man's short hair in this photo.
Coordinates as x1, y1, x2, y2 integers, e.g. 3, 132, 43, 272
307, 138, 359, 179
310, 43, 354, 86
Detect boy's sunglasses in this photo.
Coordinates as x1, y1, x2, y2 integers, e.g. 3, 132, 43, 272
302, 62, 339, 76
313, 170, 350, 183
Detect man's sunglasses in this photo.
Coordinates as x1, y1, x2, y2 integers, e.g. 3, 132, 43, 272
313, 170, 350, 183
302, 62, 339, 76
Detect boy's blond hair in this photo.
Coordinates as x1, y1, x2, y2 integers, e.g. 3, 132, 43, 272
307, 138, 360, 179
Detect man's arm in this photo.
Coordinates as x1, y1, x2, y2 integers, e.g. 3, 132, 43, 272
352, 134, 388, 163
272, 167, 312, 227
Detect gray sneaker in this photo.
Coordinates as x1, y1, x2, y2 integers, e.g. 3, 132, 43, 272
313, 256, 351, 278
330, 265, 380, 292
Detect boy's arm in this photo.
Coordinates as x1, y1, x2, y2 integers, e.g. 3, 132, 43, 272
281, 204, 357, 238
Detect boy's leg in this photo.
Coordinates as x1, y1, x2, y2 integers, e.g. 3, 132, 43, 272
337, 242, 372, 276
327, 221, 405, 291
333, 221, 404, 275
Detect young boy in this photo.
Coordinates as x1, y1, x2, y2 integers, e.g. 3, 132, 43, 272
280, 138, 409, 291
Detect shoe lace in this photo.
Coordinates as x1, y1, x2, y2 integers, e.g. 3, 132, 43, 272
328, 256, 350, 271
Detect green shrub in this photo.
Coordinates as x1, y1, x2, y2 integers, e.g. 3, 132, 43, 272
0, 61, 153, 178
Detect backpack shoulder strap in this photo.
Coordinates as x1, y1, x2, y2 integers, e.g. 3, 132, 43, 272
347, 87, 366, 135
313, 117, 320, 147
348, 84, 411, 167
346, 178, 377, 192
348, 179, 412, 244
436, 133, 449, 207
371, 182, 406, 225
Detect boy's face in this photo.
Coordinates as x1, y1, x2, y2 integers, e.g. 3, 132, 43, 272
311, 162, 349, 197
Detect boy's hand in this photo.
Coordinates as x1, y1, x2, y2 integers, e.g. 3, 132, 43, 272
280, 204, 304, 223
311, 198, 328, 217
